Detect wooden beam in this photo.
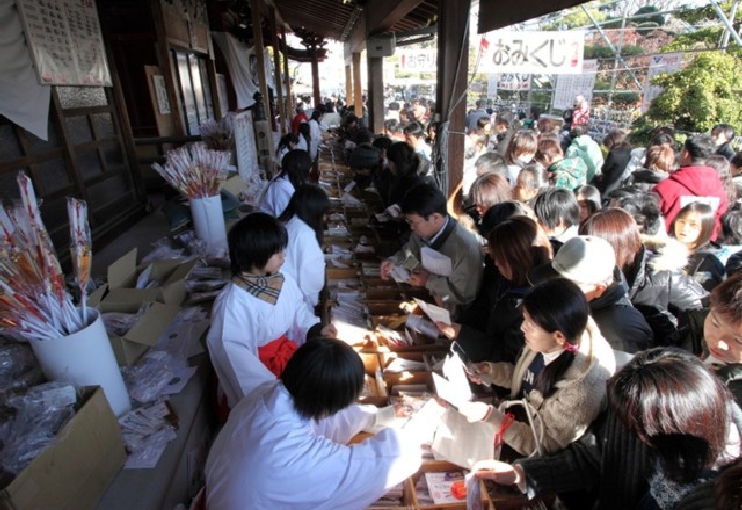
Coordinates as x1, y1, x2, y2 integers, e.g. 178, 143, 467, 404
271, 8, 286, 134
367, 56, 384, 133
311, 55, 321, 110
251, 0, 272, 113
352, 52, 362, 118
281, 27, 293, 129
478, 0, 591, 33
345, 65, 353, 105
367, 0, 424, 34
436, 0, 469, 198
150, 0, 185, 136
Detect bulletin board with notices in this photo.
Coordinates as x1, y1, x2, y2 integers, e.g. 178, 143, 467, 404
17, 0, 112, 86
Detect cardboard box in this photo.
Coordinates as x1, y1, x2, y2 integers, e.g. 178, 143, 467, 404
89, 249, 196, 312
107, 302, 181, 365
0, 386, 126, 510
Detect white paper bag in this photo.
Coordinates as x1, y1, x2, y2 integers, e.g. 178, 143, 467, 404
432, 408, 495, 468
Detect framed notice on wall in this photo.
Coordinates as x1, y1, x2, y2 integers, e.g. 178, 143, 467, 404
16, 0, 112, 86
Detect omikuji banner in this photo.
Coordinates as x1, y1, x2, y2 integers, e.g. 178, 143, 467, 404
480, 31, 586, 75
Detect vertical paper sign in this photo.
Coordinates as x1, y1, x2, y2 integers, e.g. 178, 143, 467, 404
17, 0, 112, 86
153, 75, 171, 114
480, 31, 585, 75
552, 59, 598, 110
642, 53, 684, 112
233, 110, 259, 182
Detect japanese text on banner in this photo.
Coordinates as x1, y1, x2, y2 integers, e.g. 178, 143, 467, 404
397, 49, 437, 73
480, 31, 586, 75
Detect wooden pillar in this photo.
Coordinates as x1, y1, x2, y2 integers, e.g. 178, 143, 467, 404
250, 0, 272, 112
311, 54, 321, 109
272, 9, 286, 134
436, 0, 469, 198
367, 55, 384, 133
352, 52, 362, 118
345, 65, 353, 104
281, 26, 293, 129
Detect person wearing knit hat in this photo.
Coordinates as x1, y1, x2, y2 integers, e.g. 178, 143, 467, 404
528, 236, 653, 353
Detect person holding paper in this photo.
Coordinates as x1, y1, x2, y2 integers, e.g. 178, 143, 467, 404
469, 348, 742, 510
456, 278, 615, 457
380, 182, 483, 314
207, 213, 336, 416
205, 337, 444, 510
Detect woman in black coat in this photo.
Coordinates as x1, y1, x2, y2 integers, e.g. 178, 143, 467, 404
470, 348, 742, 510
594, 130, 632, 195
439, 216, 552, 364
580, 208, 706, 345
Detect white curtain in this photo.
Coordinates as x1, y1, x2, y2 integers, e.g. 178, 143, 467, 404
0, 0, 50, 141
212, 31, 275, 110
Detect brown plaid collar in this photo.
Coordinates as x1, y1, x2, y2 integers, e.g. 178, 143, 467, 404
233, 272, 285, 305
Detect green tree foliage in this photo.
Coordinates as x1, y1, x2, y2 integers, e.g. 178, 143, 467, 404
541, 5, 608, 30
584, 44, 644, 59
647, 52, 742, 133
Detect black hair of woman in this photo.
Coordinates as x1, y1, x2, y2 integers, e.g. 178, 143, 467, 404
298, 122, 311, 142
279, 149, 312, 188
280, 337, 364, 420
278, 133, 299, 151
228, 212, 288, 276
522, 278, 589, 398
279, 184, 330, 245
609, 347, 730, 483
386, 141, 420, 178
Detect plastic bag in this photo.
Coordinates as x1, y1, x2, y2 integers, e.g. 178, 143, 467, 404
141, 238, 186, 265
119, 400, 177, 469
123, 351, 186, 404
0, 342, 43, 390
0, 382, 78, 477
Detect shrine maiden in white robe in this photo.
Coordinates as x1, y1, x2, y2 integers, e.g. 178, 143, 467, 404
206, 273, 319, 408
309, 118, 321, 162
205, 380, 423, 510
259, 176, 294, 217
281, 217, 325, 311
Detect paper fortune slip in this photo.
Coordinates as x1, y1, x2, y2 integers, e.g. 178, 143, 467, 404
413, 298, 451, 325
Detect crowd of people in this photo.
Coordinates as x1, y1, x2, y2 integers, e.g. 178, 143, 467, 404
202, 94, 742, 509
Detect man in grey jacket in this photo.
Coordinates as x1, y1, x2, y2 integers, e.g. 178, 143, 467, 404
380, 182, 483, 314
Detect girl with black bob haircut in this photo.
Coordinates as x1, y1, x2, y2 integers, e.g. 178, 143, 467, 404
280, 336, 364, 419
279, 184, 331, 311
459, 277, 615, 456
259, 149, 311, 217
208, 212, 334, 417
205, 336, 442, 509
227, 211, 288, 277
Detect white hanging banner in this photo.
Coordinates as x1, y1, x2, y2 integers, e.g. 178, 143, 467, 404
397, 48, 437, 73
480, 31, 585, 75
642, 52, 683, 112
552, 59, 598, 110
16, 0, 111, 86
233, 110, 259, 181
0, 0, 50, 140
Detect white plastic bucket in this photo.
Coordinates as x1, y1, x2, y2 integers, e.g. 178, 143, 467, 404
30, 309, 131, 416
190, 195, 227, 256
